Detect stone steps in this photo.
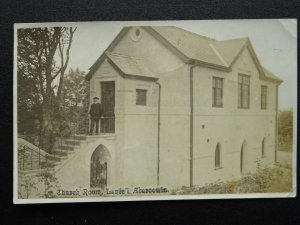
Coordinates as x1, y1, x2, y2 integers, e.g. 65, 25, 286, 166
64, 140, 81, 146
19, 135, 90, 172
45, 136, 88, 168
56, 144, 75, 151
51, 149, 70, 156
40, 161, 60, 168
46, 154, 68, 162
69, 135, 87, 141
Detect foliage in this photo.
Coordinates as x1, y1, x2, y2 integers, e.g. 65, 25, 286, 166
39, 171, 59, 198
278, 110, 293, 136
18, 176, 38, 199
174, 162, 292, 195
61, 68, 90, 135
17, 27, 77, 151
278, 110, 293, 151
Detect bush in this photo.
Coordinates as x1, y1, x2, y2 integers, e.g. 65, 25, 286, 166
174, 162, 292, 195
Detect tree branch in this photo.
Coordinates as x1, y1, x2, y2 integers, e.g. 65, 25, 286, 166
56, 27, 77, 102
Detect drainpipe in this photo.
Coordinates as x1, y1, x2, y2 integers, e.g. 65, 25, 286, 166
275, 84, 279, 163
155, 81, 161, 186
189, 64, 196, 188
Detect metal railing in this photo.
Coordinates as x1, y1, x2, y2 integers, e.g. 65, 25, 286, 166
18, 143, 47, 171
88, 116, 115, 134
90, 162, 108, 188
18, 121, 79, 171
18, 115, 116, 171
100, 116, 115, 134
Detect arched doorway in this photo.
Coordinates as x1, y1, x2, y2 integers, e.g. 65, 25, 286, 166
90, 145, 111, 188
240, 141, 247, 173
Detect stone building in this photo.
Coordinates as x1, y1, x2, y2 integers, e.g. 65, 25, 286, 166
80, 26, 283, 189
18, 26, 283, 197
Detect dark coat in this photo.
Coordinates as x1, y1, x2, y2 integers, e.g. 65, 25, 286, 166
89, 103, 103, 118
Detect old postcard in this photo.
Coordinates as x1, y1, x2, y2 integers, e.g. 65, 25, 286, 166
14, 19, 297, 203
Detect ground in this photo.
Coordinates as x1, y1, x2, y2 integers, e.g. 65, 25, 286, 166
277, 150, 293, 165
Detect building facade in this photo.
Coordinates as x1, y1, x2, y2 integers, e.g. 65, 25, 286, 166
85, 26, 282, 189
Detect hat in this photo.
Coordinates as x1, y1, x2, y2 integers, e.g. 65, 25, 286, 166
93, 97, 100, 100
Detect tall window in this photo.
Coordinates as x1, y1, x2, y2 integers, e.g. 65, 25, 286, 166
212, 77, 223, 107
136, 89, 147, 105
261, 86, 267, 109
238, 75, 250, 109
215, 143, 221, 169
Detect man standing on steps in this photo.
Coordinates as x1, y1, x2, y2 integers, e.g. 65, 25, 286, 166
89, 97, 103, 135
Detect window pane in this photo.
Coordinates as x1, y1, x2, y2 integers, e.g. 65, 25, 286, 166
238, 83, 242, 108
238, 75, 242, 84
238, 75, 250, 108
136, 89, 147, 105
261, 86, 267, 109
242, 85, 249, 108
244, 76, 250, 85
212, 86, 215, 105
217, 79, 222, 88
216, 88, 222, 106
213, 77, 223, 107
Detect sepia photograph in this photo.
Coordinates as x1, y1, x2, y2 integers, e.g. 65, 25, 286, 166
13, 19, 297, 203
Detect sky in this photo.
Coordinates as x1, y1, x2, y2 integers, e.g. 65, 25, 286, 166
63, 19, 297, 110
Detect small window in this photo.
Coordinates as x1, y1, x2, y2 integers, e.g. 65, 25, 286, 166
261, 86, 267, 109
212, 77, 223, 107
238, 74, 250, 109
215, 143, 221, 169
136, 89, 147, 105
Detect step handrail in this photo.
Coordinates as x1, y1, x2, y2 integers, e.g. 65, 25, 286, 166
18, 138, 57, 171
18, 138, 51, 157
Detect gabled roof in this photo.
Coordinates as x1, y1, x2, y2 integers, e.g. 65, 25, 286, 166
85, 27, 130, 80
85, 26, 282, 84
106, 52, 157, 80
263, 66, 283, 83
152, 26, 225, 67
211, 38, 249, 66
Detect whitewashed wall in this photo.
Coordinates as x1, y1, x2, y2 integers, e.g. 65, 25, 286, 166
87, 27, 278, 189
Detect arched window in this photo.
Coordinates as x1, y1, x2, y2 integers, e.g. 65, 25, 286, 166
262, 138, 266, 157
215, 143, 221, 169
240, 141, 247, 173
240, 145, 244, 173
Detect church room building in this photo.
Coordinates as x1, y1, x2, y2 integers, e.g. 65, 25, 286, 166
84, 26, 282, 189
